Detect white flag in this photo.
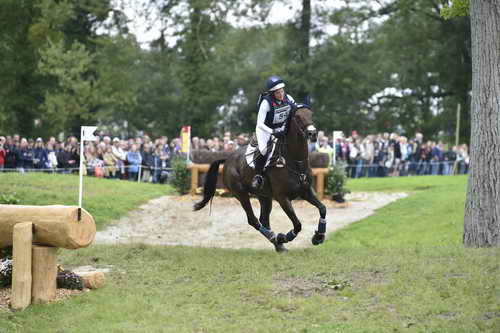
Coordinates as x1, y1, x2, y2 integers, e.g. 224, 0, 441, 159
333, 131, 344, 141
81, 126, 98, 141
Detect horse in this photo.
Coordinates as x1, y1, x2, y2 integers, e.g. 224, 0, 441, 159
193, 105, 327, 252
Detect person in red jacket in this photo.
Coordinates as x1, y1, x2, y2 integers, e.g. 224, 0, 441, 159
0, 136, 6, 170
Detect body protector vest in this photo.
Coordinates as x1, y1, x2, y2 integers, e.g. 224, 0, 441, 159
258, 94, 294, 129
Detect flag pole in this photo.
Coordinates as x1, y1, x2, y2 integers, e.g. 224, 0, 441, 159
78, 127, 84, 221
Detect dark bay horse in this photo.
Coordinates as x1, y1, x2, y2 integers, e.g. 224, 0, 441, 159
194, 106, 327, 252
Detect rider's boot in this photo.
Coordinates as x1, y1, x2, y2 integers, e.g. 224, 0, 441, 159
251, 153, 267, 190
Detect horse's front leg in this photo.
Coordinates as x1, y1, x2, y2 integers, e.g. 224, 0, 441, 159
275, 197, 302, 246
302, 186, 327, 245
258, 196, 287, 252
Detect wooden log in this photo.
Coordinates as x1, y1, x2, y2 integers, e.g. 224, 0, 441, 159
11, 222, 33, 310
74, 271, 106, 289
0, 205, 96, 249
31, 245, 57, 303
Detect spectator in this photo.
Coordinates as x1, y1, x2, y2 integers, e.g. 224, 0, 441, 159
4, 137, 17, 171
141, 144, 154, 182
103, 146, 118, 178
443, 145, 456, 175
226, 140, 237, 153
16, 138, 34, 172
126, 144, 142, 181
192, 136, 200, 150
112, 138, 127, 179
236, 134, 247, 150
0, 136, 5, 171
317, 136, 334, 166
152, 145, 163, 184
46, 142, 58, 170
33, 138, 48, 170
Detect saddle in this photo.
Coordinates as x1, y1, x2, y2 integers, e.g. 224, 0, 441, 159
247, 134, 286, 169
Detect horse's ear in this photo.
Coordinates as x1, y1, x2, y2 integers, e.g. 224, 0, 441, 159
295, 103, 312, 111
305, 95, 311, 106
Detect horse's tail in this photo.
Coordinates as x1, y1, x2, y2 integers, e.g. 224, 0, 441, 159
193, 159, 226, 211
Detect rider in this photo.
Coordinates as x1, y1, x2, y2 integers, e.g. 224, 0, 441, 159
252, 75, 295, 190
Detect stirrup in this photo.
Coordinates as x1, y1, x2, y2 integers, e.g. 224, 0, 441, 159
252, 175, 264, 189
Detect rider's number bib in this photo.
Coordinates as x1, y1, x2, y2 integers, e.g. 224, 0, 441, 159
272, 104, 291, 125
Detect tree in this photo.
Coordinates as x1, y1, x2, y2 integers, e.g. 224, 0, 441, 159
463, 0, 500, 247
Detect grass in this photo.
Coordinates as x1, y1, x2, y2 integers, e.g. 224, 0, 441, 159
1, 173, 499, 332
0, 173, 175, 229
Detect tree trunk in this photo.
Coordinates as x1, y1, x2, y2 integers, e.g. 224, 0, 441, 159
296, 0, 311, 102
463, 1, 500, 247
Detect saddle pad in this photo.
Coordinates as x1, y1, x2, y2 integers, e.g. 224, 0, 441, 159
245, 137, 277, 169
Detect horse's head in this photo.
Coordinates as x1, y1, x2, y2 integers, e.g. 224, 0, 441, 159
292, 105, 317, 143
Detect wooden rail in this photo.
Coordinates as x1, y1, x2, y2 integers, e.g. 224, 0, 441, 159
187, 164, 329, 199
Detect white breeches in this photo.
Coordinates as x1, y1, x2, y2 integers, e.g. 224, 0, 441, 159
256, 128, 271, 155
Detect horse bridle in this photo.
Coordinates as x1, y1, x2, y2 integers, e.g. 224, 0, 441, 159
291, 107, 316, 139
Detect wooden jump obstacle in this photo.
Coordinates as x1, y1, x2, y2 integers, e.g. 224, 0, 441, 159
0, 205, 96, 310
188, 164, 330, 199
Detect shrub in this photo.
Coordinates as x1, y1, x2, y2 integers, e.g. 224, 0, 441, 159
325, 162, 350, 202
0, 258, 12, 287
169, 156, 191, 195
0, 192, 20, 204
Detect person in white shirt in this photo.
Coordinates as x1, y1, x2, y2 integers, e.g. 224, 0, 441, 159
252, 75, 295, 189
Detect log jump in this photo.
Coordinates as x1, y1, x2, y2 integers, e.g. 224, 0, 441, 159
0, 205, 96, 310
188, 163, 329, 199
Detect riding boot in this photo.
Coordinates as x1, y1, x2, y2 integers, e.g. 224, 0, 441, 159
251, 153, 267, 190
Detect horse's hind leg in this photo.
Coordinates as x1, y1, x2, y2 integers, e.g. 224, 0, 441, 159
235, 193, 261, 231
258, 196, 287, 252
236, 193, 283, 250
303, 187, 327, 245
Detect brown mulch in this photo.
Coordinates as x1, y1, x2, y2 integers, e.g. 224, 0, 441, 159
0, 287, 88, 311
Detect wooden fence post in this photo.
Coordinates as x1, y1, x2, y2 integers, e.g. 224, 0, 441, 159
11, 222, 33, 310
31, 245, 58, 303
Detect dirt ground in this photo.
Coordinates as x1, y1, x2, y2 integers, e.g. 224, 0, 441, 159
95, 192, 407, 250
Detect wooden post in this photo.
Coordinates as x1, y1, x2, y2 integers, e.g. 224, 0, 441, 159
190, 165, 199, 195
31, 245, 58, 303
316, 172, 325, 199
11, 222, 33, 310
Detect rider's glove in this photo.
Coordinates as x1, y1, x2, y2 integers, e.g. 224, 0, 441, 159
273, 125, 286, 137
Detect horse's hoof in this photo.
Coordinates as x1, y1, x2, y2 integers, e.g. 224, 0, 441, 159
274, 243, 288, 253
311, 232, 325, 246
276, 233, 287, 244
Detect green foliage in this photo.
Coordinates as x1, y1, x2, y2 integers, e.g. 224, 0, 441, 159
38, 39, 98, 133
0, 192, 20, 204
325, 162, 350, 202
441, 0, 469, 19
169, 156, 191, 195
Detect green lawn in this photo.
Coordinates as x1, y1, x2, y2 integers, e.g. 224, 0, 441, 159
1, 173, 498, 332
0, 173, 175, 229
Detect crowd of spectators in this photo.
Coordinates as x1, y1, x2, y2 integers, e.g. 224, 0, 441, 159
0, 129, 469, 183
310, 130, 470, 178
0, 132, 249, 184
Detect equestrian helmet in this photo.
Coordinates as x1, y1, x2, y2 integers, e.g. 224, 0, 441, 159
266, 75, 285, 92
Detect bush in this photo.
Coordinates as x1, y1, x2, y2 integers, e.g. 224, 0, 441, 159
0, 192, 20, 204
325, 162, 350, 202
169, 156, 191, 195
0, 258, 12, 287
